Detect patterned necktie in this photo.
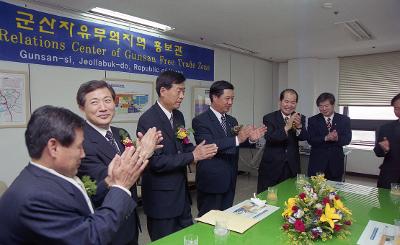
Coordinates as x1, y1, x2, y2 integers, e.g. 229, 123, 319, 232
221, 114, 227, 135
105, 130, 121, 155
169, 115, 174, 129
284, 116, 289, 124
326, 118, 332, 131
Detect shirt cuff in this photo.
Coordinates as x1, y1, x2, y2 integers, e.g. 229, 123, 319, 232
235, 136, 239, 146
296, 128, 302, 136
111, 185, 132, 197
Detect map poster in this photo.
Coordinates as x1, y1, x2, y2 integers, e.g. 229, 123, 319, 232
0, 71, 30, 128
107, 79, 154, 122
192, 87, 211, 119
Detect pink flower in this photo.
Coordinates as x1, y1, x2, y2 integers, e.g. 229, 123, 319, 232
282, 223, 290, 230
334, 224, 341, 232
344, 220, 352, 226
322, 197, 330, 205
294, 219, 305, 232
335, 195, 340, 200
299, 193, 306, 199
292, 206, 299, 212
183, 137, 190, 144
314, 209, 322, 216
311, 230, 320, 238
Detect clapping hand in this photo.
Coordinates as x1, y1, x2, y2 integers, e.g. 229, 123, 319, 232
106, 146, 148, 189
292, 113, 302, 129
379, 137, 390, 153
137, 127, 164, 159
193, 140, 218, 161
249, 125, 267, 142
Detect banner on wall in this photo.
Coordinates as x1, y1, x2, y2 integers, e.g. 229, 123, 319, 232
0, 1, 214, 81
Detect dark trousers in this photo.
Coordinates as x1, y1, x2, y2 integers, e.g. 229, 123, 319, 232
257, 161, 294, 193
377, 168, 400, 189
197, 187, 235, 217
147, 198, 193, 242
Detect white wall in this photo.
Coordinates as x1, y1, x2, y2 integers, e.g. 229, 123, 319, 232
277, 58, 382, 176
0, 50, 272, 185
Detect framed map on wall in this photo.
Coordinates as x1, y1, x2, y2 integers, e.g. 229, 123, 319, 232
0, 70, 30, 128
106, 79, 154, 122
192, 87, 211, 119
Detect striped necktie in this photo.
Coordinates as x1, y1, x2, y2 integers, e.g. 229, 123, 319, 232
326, 118, 332, 131
221, 114, 227, 135
105, 130, 121, 155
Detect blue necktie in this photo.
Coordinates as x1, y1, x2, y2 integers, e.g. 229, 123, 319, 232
105, 130, 121, 155
221, 114, 227, 135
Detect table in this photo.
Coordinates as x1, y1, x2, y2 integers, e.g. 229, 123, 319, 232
149, 179, 400, 244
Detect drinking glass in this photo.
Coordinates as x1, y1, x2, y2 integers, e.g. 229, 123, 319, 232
214, 219, 229, 236
267, 186, 278, 202
391, 183, 400, 196
184, 234, 198, 245
296, 174, 306, 190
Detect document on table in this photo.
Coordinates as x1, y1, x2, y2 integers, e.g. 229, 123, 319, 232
357, 220, 398, 245
224, 199, 280, 221
195, 200, 279, 233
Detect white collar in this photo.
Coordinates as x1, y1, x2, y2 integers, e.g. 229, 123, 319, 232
281, 111, 291, 119
29, 161, 94, 213
86, 120, 111, 138
210, 106, 224, 123
157, 100, 173, 120
324, 113, 335, 122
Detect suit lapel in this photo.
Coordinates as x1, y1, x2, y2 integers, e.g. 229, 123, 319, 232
84, 123, 117, 160
207, 109, 227, 137
111, 126, 125, 152
27, 164, 92, 214
154, 103, 175, 140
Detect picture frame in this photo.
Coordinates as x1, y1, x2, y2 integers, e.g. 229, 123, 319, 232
0, 70, 30, 128
106, 79, 154, 122
192, 86, 211, 119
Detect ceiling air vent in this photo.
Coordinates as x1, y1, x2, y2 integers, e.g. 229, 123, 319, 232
335, 20, 373, 41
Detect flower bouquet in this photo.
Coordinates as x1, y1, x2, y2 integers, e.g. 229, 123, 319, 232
119, 128, 135, 147
176, 126, 194, 144
282, 174, 353, 244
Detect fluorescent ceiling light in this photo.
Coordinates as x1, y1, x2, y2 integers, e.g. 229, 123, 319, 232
216, 43, 258, 55
89, 7, 174, 32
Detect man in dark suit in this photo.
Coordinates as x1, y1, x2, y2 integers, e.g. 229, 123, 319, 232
0, 105, 157, 244
137, 71, 218, 241
258, 89, 308, 193
307, 92, 352, 181
374, 93, 400, 189
76, 80, 162, 245
192, 80, 266, 217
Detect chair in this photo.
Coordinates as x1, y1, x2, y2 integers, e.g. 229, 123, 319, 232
0, 181, 8, 197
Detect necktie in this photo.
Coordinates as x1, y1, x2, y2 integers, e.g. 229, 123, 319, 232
326, 118, 332, 131
284, 116, 289, 124
105, 130, 121, 154
221, 114, 227, 135
169, 115, 174, 129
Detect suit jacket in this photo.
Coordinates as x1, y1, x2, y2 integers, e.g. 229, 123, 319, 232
374, 120, 400, 171
192, 108, 239, 193
259, 110, 308, 176
0, 164, 135, 245
78, 122, 139, 245
307, 113, 352, 177
136, 103, 195, 219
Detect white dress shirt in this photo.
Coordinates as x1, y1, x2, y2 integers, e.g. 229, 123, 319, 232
30, 161, 95, 214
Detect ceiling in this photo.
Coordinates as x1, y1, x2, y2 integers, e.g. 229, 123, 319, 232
26, 0, 400, 62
